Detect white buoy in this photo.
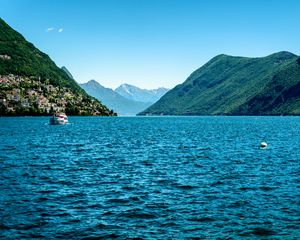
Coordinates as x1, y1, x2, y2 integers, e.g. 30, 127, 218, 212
260, 142, 268, 148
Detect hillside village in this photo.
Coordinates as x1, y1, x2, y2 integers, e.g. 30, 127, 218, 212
0, 74, 114, 116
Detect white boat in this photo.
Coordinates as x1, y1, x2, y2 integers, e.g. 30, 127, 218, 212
49, 113, 68, 125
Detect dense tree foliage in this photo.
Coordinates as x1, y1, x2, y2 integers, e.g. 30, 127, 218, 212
140, 52, 300, 115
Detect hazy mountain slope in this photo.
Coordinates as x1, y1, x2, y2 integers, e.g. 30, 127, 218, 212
80, 80, 151, 115
115, 83, 169, 103
0, 18, 114, 116
61, 66, 74, 80
139, 52, 300, 115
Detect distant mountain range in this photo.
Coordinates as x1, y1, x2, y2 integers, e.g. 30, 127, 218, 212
0, 18, 114, 116
115, 84, 169, 103
80, 80, 155, 116
139, 51, 300, 116
2, 17, 299, 117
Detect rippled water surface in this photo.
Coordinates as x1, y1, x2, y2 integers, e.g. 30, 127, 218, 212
0, 116, 299, 239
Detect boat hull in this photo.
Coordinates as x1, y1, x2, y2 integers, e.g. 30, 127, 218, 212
49, 114, 68, 125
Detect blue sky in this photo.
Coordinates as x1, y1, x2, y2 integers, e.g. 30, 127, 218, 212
1, 0, 299, 89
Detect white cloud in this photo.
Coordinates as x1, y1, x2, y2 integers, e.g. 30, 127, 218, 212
46, 27, 55, 32
58, 28, 64, 33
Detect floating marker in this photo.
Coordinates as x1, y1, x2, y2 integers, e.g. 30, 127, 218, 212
260, 142, 268, 148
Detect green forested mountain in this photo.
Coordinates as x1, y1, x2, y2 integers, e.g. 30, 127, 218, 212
0, 18, 114, 116
139, 52, 300, 115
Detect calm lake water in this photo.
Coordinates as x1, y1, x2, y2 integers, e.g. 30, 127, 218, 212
0, 116, 299, 239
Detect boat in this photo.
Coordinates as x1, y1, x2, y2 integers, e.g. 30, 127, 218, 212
49, 113, 68, 125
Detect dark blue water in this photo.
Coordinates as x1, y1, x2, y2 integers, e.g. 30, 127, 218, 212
0, 116, 299, 239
